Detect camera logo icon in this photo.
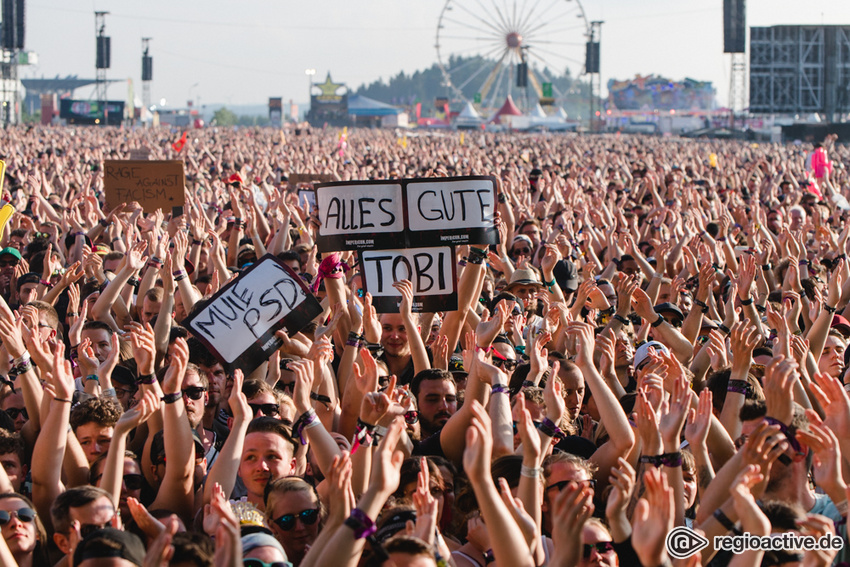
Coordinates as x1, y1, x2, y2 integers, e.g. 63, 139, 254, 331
666, 526, 709, 559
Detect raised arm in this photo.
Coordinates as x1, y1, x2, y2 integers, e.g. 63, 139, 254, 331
394, 279, 430, 377
203, 369, 250, 505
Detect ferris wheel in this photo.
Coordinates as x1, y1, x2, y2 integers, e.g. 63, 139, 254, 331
435, 0, 590, 110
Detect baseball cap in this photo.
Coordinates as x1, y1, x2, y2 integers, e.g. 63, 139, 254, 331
15, 272, 40, 290
0, 247, 21, 262
654, 302, 684, 322
241, 532, 289, 563
448, 355, 467, 377
832, 314, 850, 336
633, 341, 670, 370
72, 527, 146, 566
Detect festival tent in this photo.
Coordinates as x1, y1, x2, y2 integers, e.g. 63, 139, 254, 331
490, 95, 522, 124
456, 101, 483, 128
347, 94, 407, 127
529, 103, 547, 118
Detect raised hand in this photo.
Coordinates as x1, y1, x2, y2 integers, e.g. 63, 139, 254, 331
730, 465, 770, 536
631, 467, 673, 567
161, 337, 189, 395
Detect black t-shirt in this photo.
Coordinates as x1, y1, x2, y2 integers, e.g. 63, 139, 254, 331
411, 430, 445, 458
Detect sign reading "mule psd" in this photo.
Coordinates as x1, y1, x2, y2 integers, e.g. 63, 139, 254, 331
184, 255, 322, 374
315, 176, 498, 312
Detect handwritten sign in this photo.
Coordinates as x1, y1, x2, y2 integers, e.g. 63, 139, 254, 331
104, 160, 185, 213
360, 246, 457, 313
405, 177, 497, 248
183, 255, 322, 374
316, 182, 404, 250
315, 176, 498, 252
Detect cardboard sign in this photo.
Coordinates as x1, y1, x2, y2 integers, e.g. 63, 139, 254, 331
183, 255, 322, 374
103, 160, 185, 213
315, 175, 498, 252
360, 246, 457, 313
127, 148, 151, 160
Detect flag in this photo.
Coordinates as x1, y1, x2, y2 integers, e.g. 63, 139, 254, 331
460, 132, 464, 146
443, 103, 451, 122
338, 127, 348, 157
172, 131, 188, 152
415, 103, 421, 120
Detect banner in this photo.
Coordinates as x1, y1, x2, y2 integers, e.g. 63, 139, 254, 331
103, 160, 185, 213
183, 255, 322, 374
315, 176, 498, 252
360, 246, 457, 313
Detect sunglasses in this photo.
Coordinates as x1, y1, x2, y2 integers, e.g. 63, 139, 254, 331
79, 518, 113, 539
0, 260, 18, 268
4, 407, 27, 420
182, 386, 207, 401
244, 560, 290, 567
274, 508, 319, 531
249, 403, 280, 417
0, 507, 36, 525
278, 382, 295, 394
493, 358, 519, 371
404, 410, 419, 425
546, 478, 597, 493
583, 541, 615, 558
511, 247, 531, 256
34, 232, 50, 239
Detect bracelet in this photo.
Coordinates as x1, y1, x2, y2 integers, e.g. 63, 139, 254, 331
537, 417, 565, 440
310, 391, 332, 405
755, 304, 767, 314
99, 218, 110, 227
651, 315, 665, 328
713, 508, 738, 532
7, 357, 32, 378
825, 304, 838, 314
292, 408, 318, 445
84, 374, 99, 383
102, 387, 116, 397
11, 353, 30, 367
639, 454, 663, 467
718, 323, 731, 335
192, 239, 203, 246
727, 379, 750, 394
161, 392, 182, 404
54, 397, 73, 403
352, 419, 376, 453
127, 276, 139, 288
67, 312, 79, 317
483, 550, 495, 565
344, 508, 377, 540
137, 373, 156, 385
39, 279, 53, 288
520, 464, 543, 478
543, 277, 556, 288
763, 416, 803, 453
491, 383, 510, 395
346, 331, 364, 348
799, 259, 810, 266
174, 271, 187, 283
660, 451, 683, 467
612, 313, 630, 325
147, 261, 163, 269
693, 299, 708, 314
467, 247, 488, 265
740, 297, 753, 306
458, 257, 468, 267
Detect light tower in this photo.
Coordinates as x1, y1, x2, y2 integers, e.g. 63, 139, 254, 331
587, 21, 603, 133
95, 11, 110, 122
142, 37, 152, 113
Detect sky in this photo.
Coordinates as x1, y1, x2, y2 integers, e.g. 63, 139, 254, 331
20, 0, 850, 111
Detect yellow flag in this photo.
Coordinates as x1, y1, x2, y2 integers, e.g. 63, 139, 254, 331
0, 160, 15, 241
460, 132, 464, 146
709, 153, 717, 168
402, 134, 408, 149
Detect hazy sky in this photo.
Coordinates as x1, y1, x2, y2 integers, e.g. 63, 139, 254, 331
21, 0, 850, 111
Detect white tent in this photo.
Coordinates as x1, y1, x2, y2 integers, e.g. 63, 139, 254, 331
457, 101, 480, 119
529, 103, 547, 118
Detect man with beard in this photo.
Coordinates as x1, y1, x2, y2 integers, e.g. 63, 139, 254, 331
410, 369, 458, 439
179, 363, 218, 465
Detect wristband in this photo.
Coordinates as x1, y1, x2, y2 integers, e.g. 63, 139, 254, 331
84, 374, 99, 383
537, 417, 565, 440
174, 271, 187, 282
727, 379, 750, 395
39, 279, 53, 288
102, 388, 116, 397
613, 313, 630, 325
717, 323, 731, 335
99, 218, 110, 227
651, 315, 665, 328
7, 356, 32, 378
763, 416, 803, 453
293, 408, 318, 445
825, 304, 838, 314
740, 297, 753, 306
713, 508, 738, 532
491, 383, 510, 395
693, 299, 708, 314
137, 373, 156, 385
514, 345, 526, 355
467, 246, 487, 265
639, 454, 663, 467
660, 451, 682, 467
192, 239, 203, 246
457, 257, 468, 267
127, 276, 139, 288
310, 391, 332, 405
543, 277, 556, 288
520, 464, 543, 478
352, 418, 376, 454
344, 508, 377, 540
483, 550, 495, 565
755, 304, 767, 314
161, 392, 182, 404
54, 397, 73, 403
799, 259, 810, 266
762, 264, 772, 271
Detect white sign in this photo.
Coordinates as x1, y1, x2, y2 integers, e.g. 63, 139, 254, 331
360, 246, 457, 312
405, 178, 496, 232
316, 182, 404, 237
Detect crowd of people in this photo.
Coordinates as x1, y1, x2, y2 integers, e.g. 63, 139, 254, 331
0, 125, 845, 566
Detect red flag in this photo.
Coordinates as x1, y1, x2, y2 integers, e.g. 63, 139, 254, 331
415, 102, 421, 120
172, 131, 188, 152
443, 103, 450, 122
